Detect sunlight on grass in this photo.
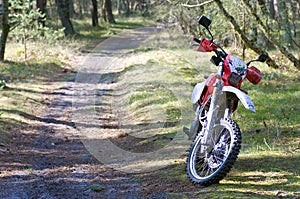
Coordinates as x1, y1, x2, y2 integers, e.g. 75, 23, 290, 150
73, 15, 154, 43
1, 16, 299, 197
230, 58, 300, 157
109, 48, 211, 142
121, 33, 300, 197
225, 171, 290, 186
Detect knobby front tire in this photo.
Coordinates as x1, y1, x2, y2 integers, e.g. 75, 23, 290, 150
186, 118, 242, 186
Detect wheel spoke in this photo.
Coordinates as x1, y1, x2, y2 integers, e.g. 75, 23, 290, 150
199, 162, 208, 176
196, 157, 204, 164
223, 131, 231, 143
212, 129, 220, 145
209, 167, 216, 175
195, 150, 205, 164
214, 155, 224, 162
204, 166, 210, 177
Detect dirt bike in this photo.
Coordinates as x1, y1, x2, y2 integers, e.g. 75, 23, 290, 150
184, 16, 268, 186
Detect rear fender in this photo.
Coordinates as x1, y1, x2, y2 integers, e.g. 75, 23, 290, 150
222, 86, 256, 112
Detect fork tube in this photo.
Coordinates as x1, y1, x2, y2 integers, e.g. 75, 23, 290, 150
201, 76, 223, 146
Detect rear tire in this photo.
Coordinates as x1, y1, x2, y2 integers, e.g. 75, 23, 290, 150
186, 118, 241, 186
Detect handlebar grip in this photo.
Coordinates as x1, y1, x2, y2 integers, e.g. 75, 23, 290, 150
193, 38, 201, 44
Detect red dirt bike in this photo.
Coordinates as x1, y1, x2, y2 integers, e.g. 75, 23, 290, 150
185, 16, 268, 186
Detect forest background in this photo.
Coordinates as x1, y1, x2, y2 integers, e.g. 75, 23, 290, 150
0, 0, 299, 198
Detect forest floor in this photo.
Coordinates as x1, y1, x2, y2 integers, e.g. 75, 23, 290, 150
0, 26, 197, 199
0, 26, 299, 198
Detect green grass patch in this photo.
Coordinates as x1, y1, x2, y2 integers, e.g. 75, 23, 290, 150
123, 30, 300, 198
71, 15, 155, 49
0, 61, 64, 83
85, 184, 104, 192
128, 84, 177, 110
232, 63, 300, 154
1, 14, 299, 197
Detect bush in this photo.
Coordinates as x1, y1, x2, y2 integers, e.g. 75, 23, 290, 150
9, 0, 64, 60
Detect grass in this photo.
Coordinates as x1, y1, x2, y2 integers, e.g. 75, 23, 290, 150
113, 30, 300, 197
233, 62, 300, 154
0, 15, 153, 145
71, 15, 155, 50
0, 14, 299, 198
108, 50, 193, 150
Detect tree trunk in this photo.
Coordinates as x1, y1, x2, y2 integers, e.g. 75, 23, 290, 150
269, 0, 276, 19
69, 0, 76, 17
91, 0, 99, 26
117, 0, 122, 14
214, 0, 279, 68
78, 0, 83, 16
55, 0, 75, 36
273, 0, 280, 20
104, 0, 116, 23
36, 0, 47, 26
0, 0, 10, 61
125, 0, 130, 15
277, 0, 293, 45
241, 0, 300, 69
130, 0, 135, 11
249, 2, 257, 43
291, 0, 299, 38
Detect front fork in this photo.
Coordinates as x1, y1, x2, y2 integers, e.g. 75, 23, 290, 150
201, 75, 223, 151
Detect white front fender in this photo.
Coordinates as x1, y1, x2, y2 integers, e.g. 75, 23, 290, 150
222, 86, 256, 112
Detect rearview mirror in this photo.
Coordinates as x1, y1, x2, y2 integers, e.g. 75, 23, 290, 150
257, 53, 268, 62
198, 16, 211, 29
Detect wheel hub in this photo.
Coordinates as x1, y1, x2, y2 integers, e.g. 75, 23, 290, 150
207, 134, 228, 169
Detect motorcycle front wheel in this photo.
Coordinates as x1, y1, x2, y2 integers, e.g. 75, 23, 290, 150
186, 118, 241, 186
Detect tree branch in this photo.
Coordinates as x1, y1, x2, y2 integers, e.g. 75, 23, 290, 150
241, 0, 300, 69
181, 0, 215, 8
214, 0, 279, 68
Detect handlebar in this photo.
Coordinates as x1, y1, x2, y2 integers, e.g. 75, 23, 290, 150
195, 15, 267, 71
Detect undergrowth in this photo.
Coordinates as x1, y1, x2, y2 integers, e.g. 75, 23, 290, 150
123, 29, 300, 198
0, 15, 299, 198
0, 16, 153, 143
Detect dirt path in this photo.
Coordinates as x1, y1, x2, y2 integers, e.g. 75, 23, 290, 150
0, 27, 171, 198
3, 25, 299, 199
